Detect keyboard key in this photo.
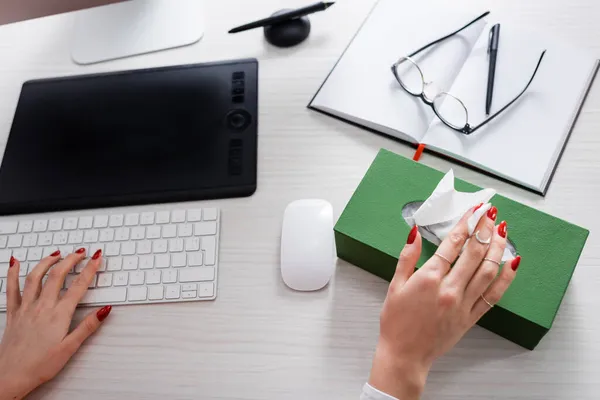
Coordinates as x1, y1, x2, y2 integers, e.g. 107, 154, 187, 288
97, 273, 113, 287
203, 208, 218, 221
89, 243, 104, 256
178, 224, 193, 238
115, 228, 130, 241
94, 215, 109, 228
152, 240, 168, 253
182, 291, 197, 299
162, 225, 177, 238
162, 269, 177, 283
128, 286, 147, 301
107, 258, 123, 271
114, 272, 128, 286
81, 287, 127, 304
64, 218, 79, 231
43, 247, 59, 258
125, 213, 139, 226
194, 222, 217, 236
131, 227, 145, 240
129, 271, 145, 286
53, 232, 68, 245
172, 253, 186, 268
18, 220, 33, 233
27, 248, 43, 261
169, 239, 184, 252
78, 217, 93, 229
97, 258, 107, 272
156, 211, 170, 224
179, 267, 215, 283
68, 231, 84, 244
83, 230, 99, 243
49, 219, 63, 231
123, 256, 138, 271
99, 229, 115, 242
109, 214, 124, 227
19, 263, 28, 277
140, 212, 155, 225
0, 250, 10, 263
33, 220, 48, 232
182, 283, 197, 292
121, 242, 136, 255
185, 237, 200, 252
166, 285, 180, 299
0, 264, 9, 278
198, 282, 215, 298
188, 252, 203, 266
0, 222, 18, 235
13, 249, 27, 262
148, 285, 164, 300
146, 270, 161, 284
139, 255, 154, 270
105, 242, 120, 256
23, 234, 37, 247
171, 210, 186, 223
202, 236, 217, 266
59, 246, 74, 257
8, 235, 23, 248
137, 241, 152, 255
146, 226, 161, 239
155, 254, 170, 268
38, 233, 53, 246
0, 236, 7, 249
187, 209, 202, 222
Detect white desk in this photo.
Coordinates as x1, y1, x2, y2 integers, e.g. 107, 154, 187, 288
0, 0, 599, 398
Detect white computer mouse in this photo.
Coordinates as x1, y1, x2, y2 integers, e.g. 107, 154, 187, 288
281, 199, 335, 291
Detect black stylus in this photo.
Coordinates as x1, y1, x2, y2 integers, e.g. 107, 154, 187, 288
486, 24, 501, 116
228, 2, 335, 34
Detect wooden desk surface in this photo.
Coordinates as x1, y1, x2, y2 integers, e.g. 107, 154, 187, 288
0, 0, 599, 398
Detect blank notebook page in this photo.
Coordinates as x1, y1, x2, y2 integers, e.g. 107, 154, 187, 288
422, 23, 597, 191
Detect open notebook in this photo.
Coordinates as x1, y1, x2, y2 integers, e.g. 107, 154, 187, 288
309, 0, 599, 195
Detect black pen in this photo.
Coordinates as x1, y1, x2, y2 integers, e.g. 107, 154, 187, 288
486, 24, 501, 116
229, 2, 335, 34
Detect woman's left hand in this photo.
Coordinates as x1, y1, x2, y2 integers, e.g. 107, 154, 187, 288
0, 249, 112, 400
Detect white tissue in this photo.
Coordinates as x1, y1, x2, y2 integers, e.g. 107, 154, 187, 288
406, 170, 496, 246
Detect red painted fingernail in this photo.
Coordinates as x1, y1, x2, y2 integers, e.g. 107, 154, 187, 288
51, 250, 60, 257
9, 256, 16, 267
76, 247, 86, 254
407, 225, 418, 245
511, 256, 521, 271
96, 305, 112, 322
498, 221, 507, 238
487, 206, 498, 221
473, 202, 484, 212
92, 249, 102, 260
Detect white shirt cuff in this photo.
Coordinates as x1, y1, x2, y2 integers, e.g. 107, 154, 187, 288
360, 383, 399, 400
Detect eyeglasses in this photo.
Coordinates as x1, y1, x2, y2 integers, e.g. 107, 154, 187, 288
391, 12, 546, 135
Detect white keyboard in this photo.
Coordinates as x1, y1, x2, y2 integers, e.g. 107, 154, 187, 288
0, 207, 220, 311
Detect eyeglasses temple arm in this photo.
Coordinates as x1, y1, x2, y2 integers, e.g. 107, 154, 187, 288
408, 11, 491, 58
468, 50, 546, 134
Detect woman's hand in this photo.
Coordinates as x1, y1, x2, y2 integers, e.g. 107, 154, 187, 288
369, 204, 520, 400
0, 249, 112, 400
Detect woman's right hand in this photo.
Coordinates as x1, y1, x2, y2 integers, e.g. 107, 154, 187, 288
368, 204, 520, 400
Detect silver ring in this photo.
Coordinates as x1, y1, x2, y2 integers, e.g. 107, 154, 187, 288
481, 294, 494, 308
483, 257, 501, 267
474, 230, 492, 245
434, 252, 452, 264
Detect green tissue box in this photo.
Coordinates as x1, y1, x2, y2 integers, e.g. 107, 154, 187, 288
335, 149, 588, 350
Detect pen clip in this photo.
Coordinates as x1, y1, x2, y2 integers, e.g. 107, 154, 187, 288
487, 29, 493, 54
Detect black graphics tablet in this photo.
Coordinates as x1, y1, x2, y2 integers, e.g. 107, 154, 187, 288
0, 59, 258, 215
